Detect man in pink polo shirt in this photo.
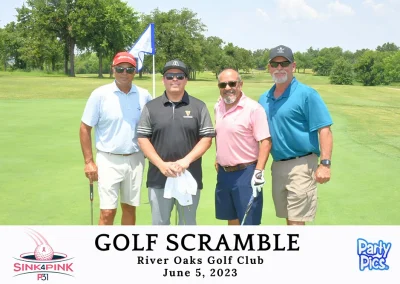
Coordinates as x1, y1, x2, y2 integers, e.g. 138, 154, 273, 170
214, 68, 272, 225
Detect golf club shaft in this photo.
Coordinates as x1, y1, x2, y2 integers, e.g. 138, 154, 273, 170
241, 195, 255, 225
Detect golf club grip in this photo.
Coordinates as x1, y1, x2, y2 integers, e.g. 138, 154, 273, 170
90, 183, 93, 201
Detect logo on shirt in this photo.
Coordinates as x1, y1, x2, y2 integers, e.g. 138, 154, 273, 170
183, 110, 193, 118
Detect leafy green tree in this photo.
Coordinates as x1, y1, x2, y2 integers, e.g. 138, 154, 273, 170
202, 36, 225, 78
376, 42, 399, 52
70, 0, 140, 77
313, 47, 343, 76
16, 4, 63, 71
354, 50, 388, 86
383, 51, 400, 83
294, 51, 305, 73
253, 49, 269, 70
329, 58, 354, 85
142, 8, 206, 80
16, 0, 77, 76
0, 22, 25, 70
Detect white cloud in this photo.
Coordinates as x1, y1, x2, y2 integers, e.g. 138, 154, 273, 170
363, 0, 385, 14
328, 1, 355, 16
256, 8, 270, 21
276, 0, 322, 21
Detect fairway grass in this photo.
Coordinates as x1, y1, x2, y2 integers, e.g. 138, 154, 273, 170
0, 71, 399, 225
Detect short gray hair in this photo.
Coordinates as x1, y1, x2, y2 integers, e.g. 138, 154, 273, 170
217, 68, 242, 82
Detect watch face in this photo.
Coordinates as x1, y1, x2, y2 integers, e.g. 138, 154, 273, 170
321, 160, 331, 165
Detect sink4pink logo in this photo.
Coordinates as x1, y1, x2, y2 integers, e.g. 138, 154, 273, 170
13, 229, 74, 281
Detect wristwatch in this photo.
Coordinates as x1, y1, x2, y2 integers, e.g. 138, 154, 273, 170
320, 159, 331, 166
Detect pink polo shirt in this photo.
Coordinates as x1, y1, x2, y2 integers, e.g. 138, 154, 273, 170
215, 93, 271, 166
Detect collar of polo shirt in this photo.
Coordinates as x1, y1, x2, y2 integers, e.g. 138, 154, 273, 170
162, 91, 190, 105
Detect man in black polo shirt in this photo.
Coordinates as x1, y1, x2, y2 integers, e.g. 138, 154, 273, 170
137, 59, 215, 225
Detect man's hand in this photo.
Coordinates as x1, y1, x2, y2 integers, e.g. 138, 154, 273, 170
84, 161, 98, 182
214, 160, 219, 172
251, 169, 265, 197
174, 158, 191, 175
159, 162, 180, 178
315, 164, 331, 184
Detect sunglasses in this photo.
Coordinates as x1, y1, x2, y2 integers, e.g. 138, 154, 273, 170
115, 66, 136, 74
218, 81, 239, 89
269, 61, 291, 68
164, 73, 186, 80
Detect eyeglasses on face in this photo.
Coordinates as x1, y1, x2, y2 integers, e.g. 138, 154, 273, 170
269, 61, 291, 68
218, 81, 239, 89
164, 73, 186, 80
115, 66, 136, 74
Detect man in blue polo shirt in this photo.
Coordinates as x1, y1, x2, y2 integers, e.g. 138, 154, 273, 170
80, 52, 152, 226
258, 45, 333, 225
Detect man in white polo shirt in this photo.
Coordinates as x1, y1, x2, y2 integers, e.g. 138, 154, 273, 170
79, 51, 152, 225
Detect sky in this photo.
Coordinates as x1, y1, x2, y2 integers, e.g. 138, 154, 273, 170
1, 0, 399, 52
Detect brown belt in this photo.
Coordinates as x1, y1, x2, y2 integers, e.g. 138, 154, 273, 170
220, 161, 257, 172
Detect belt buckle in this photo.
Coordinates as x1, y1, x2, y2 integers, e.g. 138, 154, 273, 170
223, 166, 229, 172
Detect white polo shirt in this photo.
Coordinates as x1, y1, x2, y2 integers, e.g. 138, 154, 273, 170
82, 81, 152, 154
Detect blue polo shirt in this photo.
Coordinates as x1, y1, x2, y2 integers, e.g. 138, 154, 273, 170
258, 77, 332, 161
81, 81, 152, 154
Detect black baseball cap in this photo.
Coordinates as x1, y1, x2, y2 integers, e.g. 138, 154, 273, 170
163, 59, 189, 77
269, 45, 294, 63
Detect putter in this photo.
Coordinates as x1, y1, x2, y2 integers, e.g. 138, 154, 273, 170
90, 182, 93, 225
241, 195, 255, 226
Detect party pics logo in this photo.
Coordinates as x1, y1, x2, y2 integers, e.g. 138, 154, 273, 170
357, 238, 391, 271
13, 229, 74, 280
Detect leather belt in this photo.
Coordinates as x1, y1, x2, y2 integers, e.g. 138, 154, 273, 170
220, 161, 257, 172
278, 152, 313, 162
99, 151, 135, 156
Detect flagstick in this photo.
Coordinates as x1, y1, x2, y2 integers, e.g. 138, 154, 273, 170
152, 55, 156, 98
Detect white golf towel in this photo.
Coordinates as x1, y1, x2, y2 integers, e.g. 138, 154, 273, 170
164, 170, 198, 206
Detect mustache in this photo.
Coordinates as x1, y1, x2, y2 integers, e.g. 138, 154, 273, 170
223, 89, 236, 95
273, 70, 287, 75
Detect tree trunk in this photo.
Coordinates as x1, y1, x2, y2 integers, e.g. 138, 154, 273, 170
68, 37, 75, 77
98, 52, 103, 78
139, 70, 143, 78
109, 54, 114, 78
64, 43, 69, 75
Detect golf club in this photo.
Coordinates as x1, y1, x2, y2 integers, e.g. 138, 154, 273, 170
175, 199, 178, 226
241, 195, 255, 226
90, 181, 93, 225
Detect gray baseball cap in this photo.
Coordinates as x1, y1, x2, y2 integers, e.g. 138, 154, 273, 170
269, 45, 294, 62
163, 59, 189, 77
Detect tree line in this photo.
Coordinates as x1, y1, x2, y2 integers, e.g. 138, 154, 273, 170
0, 0, 399, 86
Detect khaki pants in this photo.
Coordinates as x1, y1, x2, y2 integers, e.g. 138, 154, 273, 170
271, 154, 318, 222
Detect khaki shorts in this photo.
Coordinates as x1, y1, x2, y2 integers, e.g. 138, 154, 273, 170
96, 151, 144, 209
271, 154, 318, 222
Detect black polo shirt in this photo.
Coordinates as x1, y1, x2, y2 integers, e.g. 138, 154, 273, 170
137, 91, 215, 189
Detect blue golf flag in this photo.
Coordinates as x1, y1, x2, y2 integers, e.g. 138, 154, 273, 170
129, 23, 155, 72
